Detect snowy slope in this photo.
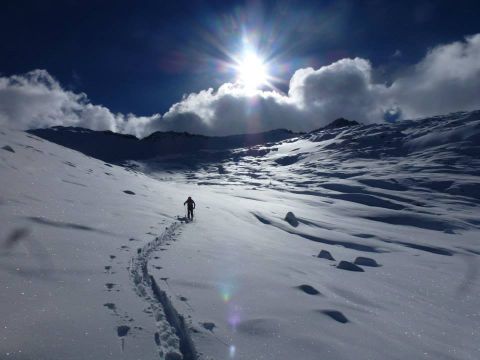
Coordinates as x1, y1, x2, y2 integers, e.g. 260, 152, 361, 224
139, 111, 480, 360
2, 110, 480, 360
0, 129, 195, 359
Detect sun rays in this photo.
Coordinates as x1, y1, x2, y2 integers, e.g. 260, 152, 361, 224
234, 51, 269, 91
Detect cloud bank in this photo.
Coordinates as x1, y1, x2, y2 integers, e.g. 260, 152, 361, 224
1, 34, 480, 137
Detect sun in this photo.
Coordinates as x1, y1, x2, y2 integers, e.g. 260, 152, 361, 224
235, 51, 269, 90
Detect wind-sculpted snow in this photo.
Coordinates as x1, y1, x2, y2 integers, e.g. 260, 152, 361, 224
1, 110, 480, 359
138, 110, 480, 359
193, 110, 480, 210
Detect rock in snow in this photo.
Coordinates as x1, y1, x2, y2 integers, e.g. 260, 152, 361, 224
354, 256, 380, 267
284, 211, 299, 227
317, 250, 335, 260
2, 145, 14, 153
337, 260, 365, 272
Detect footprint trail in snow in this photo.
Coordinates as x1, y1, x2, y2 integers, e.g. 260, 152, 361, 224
129, 222, 197, 360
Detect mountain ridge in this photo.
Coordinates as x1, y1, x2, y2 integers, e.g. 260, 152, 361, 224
27, 110, 480, 167
28, 126, 300, 162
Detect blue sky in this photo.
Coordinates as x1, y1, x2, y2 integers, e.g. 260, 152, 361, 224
1, 0, 478, 115
1, 0, 480, 136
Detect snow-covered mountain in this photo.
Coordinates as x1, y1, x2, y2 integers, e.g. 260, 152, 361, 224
1, 110, 479, 360
28, 127, 299, 162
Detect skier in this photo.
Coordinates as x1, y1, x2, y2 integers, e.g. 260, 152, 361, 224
184, 196, 196, 221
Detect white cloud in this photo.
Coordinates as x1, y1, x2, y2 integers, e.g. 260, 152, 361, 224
0, 69, 159, 137
159, 83, 301, 135
288, 58, 387, 123
157, 58, 387, 135
1, 34, 480, 137
389, 34, 480, 119
162, 34, 480, 134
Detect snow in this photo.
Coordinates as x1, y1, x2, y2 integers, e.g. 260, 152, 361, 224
2, 110, 480, 359
0, 129, 187, 359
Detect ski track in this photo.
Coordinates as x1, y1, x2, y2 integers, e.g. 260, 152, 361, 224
129, 221, 197, 360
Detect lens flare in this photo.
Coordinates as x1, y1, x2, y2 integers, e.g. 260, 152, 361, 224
235, 51, 268, 90
228, 311, 241, 328
219, 283, 234, 303
229, 345, 236, 358
222, 291, 231, 302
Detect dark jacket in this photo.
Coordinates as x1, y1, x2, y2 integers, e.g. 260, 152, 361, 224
184, 198, 195, 210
